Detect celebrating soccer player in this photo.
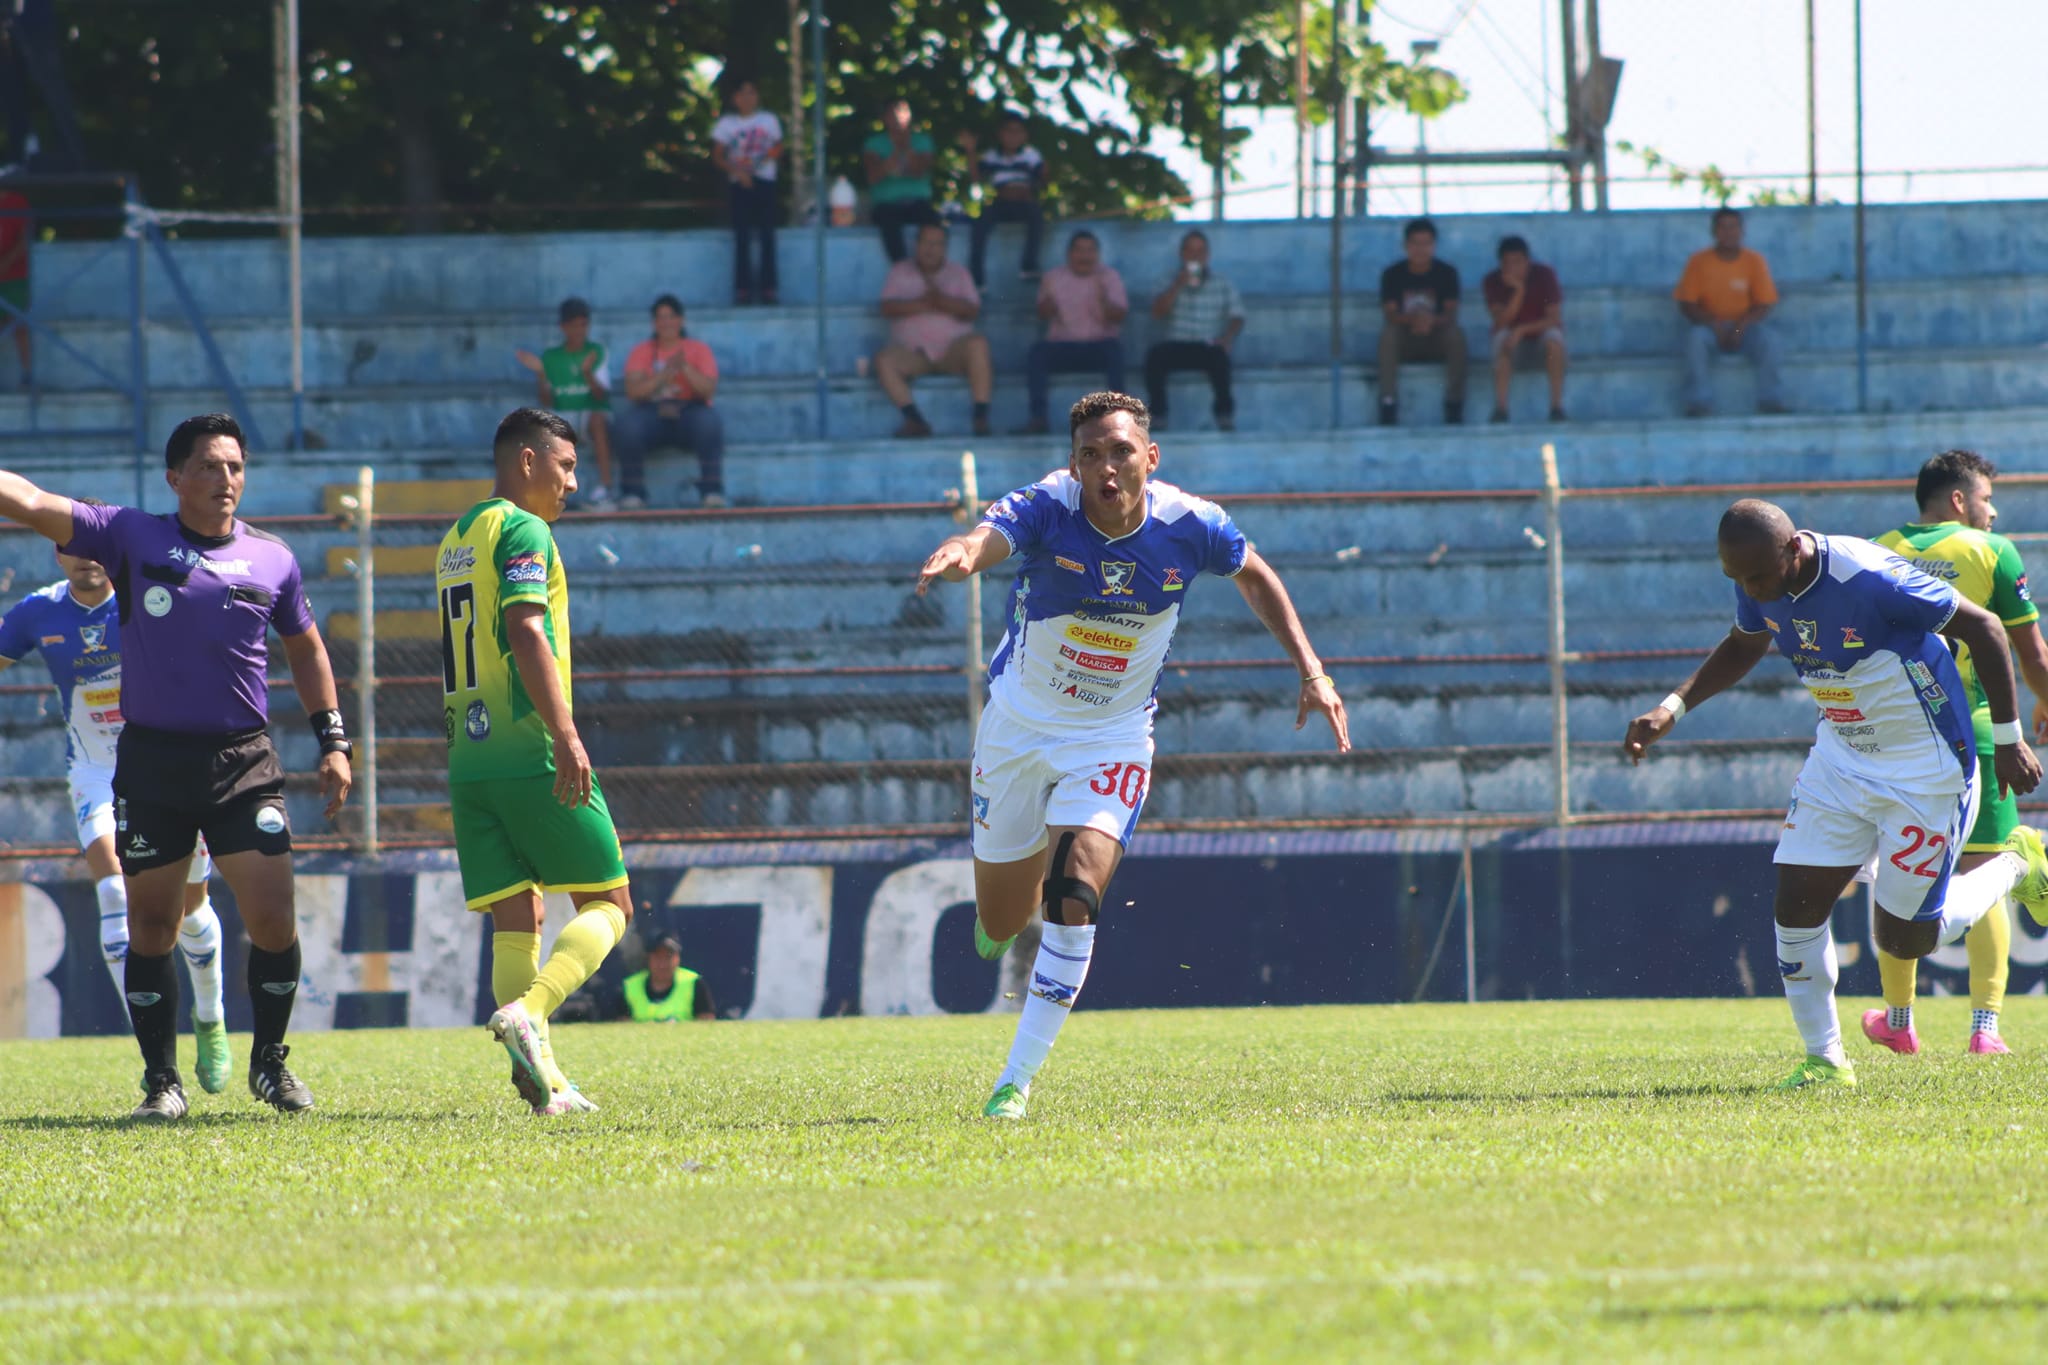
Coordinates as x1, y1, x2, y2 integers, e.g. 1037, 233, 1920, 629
917, 391, 1350, 1120
0, 414, 353, 1121
1866, 451, 2048, 1055
0, 548, 231, 1090
1624, 499, 2048, 1091
439, 409, 633, 1115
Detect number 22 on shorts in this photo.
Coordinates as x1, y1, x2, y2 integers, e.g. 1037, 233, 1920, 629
1889, 824, 1947, 879
1088, 762, 1149, 809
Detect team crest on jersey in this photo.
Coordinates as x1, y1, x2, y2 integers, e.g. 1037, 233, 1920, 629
1793, 620, 1819, 650
971, 793, 991, 830
1099, 561, 1137, 595
465, 700, 492, 739
79, 624, 106, 652
1161, 567, 1184, 591
1841, 627, 1865, 649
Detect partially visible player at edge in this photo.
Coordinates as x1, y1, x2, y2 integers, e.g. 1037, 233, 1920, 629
0, 414, 353, 1121
0, 547, 230, 1090
1867, 450, 2048, 1055
1624, 498, 2048, 1092
437, 408, 633, 1115
917, 391, 1350, 1120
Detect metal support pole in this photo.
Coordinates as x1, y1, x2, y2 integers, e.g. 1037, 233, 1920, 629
1294, 0, 1309, 219
276, 0, 304, 450
1804, 0, 1818, 204
1559, 0, 1582, 211
1461, 827, 1477, 1004
1853, 0, 1869, 414
124, 179, 146, 501
810, 0, 829, 441
960, 450, 984, 736
1541, 442, 1569, 828
1585, 0, 1608, 211
787, 0, 807, 216
1327, 0, 1345, 430
1212, 42, 1227, 221
354, 465, 379, 856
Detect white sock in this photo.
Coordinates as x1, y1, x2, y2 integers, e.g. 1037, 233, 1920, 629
178, 898, 226, 1025
996, 922, 1097, 1091
94, 875, 130, 1023
1775, 921, 1844, 1063
1973, 1008, 2000, 1037
1935, 852, 2023, 944
1888, 1004, 1914, 1032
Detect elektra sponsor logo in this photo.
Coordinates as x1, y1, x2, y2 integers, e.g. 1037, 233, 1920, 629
1064, 624, 1135, 653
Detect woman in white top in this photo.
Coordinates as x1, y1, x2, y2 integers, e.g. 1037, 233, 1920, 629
711, 78, 784, 305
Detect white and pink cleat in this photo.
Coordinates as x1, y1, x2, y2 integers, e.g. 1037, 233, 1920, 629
1968, 1031, 2011, 1056
1860, 1009, 1921, 1055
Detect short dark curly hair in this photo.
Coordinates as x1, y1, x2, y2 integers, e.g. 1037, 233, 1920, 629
1068, 390, 1150, 439
1916, 449, 1997, 511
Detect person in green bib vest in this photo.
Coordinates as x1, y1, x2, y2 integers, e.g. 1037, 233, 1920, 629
621, 935, 716, 1021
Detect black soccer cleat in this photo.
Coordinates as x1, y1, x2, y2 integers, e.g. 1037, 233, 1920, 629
131, 1068, 189, 1123
248, 1043, 315, 1113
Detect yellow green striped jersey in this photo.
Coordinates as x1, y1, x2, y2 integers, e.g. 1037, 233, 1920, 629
435, 498, 572, 782
1873, 520, 2037, 708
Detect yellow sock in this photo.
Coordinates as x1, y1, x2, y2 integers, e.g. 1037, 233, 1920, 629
492, 931, 541, 1007
1967, 896, 2011, 1015
534, 1014, 570, 1093
520, 902, 626, 1020
1877, 946, 1919, 1011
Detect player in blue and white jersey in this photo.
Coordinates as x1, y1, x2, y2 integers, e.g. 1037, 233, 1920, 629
0, 549, 233, 1091
1624, 499, 2048, 1091
917, 391, 1350, 1119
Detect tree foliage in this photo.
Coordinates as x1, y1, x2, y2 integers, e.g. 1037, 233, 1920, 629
45, 1, 1462, 233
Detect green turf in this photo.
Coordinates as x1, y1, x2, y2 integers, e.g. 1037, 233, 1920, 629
3, 999, 2045, 1362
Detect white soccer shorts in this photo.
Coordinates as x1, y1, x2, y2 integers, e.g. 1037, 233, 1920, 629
1773, 746, 1977, 923
71, 763, 212, 883
969, 706, 1154, 863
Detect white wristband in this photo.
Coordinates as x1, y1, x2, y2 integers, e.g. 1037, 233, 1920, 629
1660, 693, 1687, 722
1991, 718, 2024, 746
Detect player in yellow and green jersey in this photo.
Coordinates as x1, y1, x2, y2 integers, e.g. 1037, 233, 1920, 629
1867, 450, 2048, 1055
437, 408, 635, 1114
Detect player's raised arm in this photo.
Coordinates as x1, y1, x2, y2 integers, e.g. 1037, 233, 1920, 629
915, 523, 1011, 595
278, 622, 355, 819
1941, 598, 2043, 797
0, 469, 76, 546
1622, 624, 1774, 765
1232, 548, 1349, 753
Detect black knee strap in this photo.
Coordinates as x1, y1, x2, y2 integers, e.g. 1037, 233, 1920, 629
1042, 832, 1102, 925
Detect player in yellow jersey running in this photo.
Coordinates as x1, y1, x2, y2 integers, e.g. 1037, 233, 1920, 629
1866, 450, 2048, 1055
436, 408, 634, 1114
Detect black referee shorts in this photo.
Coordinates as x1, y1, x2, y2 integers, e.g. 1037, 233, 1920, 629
113, 724, 292, 875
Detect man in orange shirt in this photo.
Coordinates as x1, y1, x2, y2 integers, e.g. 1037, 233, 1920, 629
1673, 207, 1785, 417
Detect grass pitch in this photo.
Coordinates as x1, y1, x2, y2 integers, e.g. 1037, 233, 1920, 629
4, 999, 2046, 1363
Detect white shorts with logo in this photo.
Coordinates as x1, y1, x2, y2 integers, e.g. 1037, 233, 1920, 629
67, 762, 213, 883
1773, 744, 1976, 923
969, 705, 1154, 863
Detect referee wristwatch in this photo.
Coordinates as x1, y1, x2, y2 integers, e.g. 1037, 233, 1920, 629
311, 708, 354, 758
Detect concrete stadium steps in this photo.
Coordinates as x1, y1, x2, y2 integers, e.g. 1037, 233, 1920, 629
7, 405, 2048, 520
18, 273, 2048, 395
33, 202, 2048, 323
9, 343, 2048, 450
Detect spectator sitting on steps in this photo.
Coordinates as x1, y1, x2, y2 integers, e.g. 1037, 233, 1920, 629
1674, 206, 1787, 417
1019, 231, 1127, 436
613, 294, 727, 510
1376, 216, 1466, 427
875, 221, 993, 439
1481, 235, 1568, 424
514, 297, 614, 506
1144, 229, 1245, 433
961, 110, 1046, 287
862, 98, 939, 265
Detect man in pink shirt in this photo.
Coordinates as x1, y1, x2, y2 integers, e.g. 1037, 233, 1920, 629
874, 222, 993, 438
1021, 231, 1127, 435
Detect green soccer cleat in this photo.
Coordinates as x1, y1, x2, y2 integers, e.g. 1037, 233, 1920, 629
193, 1019, 232, 1095
973, 917, 1016, 962
2006, 825, 2048, 927
1774, 1056, 1857, 1092
983, 1081, 1029, 1120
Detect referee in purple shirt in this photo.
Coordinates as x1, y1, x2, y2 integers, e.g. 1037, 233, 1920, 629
0, 414, 353, 1121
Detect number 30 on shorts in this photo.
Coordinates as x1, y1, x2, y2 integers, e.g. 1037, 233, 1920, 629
1088, 762, 1149, 808
1889, 824, 1948, 879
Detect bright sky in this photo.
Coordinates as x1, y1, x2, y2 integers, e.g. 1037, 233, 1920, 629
1154, 0, 2048, 219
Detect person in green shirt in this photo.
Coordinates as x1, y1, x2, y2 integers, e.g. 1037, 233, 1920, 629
616, 935, 717, 1022
1866, 449, 2048, 1056
515, 297, 615, 507
862, 98, 938, 264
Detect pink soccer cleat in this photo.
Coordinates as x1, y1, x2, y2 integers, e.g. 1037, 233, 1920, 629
1860, 1008, 1921, 1055
1968, 1031, 2011, 1056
